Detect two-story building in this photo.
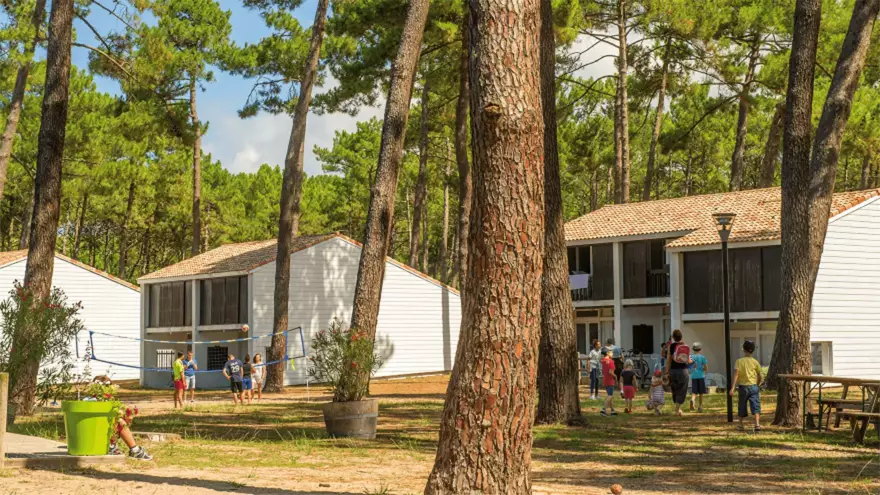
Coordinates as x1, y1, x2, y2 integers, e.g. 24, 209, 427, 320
565, 187, 880, 380
137, 233, 461, 389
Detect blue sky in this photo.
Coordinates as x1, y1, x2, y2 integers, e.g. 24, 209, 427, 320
72, 0, 383, 176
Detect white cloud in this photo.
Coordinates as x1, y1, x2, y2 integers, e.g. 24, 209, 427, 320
202, 85, 385, 176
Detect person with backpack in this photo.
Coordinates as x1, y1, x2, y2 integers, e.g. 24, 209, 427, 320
664, 329, 690, 416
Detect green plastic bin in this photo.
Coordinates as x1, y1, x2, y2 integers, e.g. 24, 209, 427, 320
61, 401, 115, 456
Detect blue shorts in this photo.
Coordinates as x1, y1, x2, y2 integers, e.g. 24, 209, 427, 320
737, 385, 761, 417
691, 378, 707, 395
242, 378, 253, 390
606, 386, 616, 397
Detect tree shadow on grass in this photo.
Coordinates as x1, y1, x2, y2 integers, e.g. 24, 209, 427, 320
70, 469, 360, 494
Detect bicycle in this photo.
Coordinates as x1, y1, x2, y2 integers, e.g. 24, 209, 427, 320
623, 349, 651, 389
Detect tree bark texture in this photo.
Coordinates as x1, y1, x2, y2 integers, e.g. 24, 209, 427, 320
642, 41, 669, 202
410, 80, 430, 268
860, 152, 870, 189
265, 0, 329, 393
767, 0, 879, 426
729, 38, 760, 192
349, 0, 429, 344
454, 14, 471, 290
535, 0, 581, 426
758, 102, 785, 188
424, 0, 545, 490
190, 78, 202, 257
614, 0, 631, 203
72, 192, 87, 259
11, 0, 75, 417
0, 0, 48, 202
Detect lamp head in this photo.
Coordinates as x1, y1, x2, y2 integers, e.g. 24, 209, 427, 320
712, 212, 736, 243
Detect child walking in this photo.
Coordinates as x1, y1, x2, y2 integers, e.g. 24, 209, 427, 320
646, 370, 665, 415
600, 349, 618, 416
242, 354, 255, 405
730, 340, 763, 432
689, 342, 708, 412
172, 351, 185, 409
620, 360, 639, 414
253, 353, 264, 401
589, 340, 602, 400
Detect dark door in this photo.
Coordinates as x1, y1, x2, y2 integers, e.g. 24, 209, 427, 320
589, 323, 599, 347
576, 324, 587, 354
623, 241, 648, 298
632, 325, 654, 354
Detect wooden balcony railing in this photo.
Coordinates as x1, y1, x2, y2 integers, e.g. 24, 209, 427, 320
647, 269, 670, 298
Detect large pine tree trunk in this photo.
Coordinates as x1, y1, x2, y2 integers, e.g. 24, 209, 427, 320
729, 38, 760, 192
535, 0, 582, 426
859, 152, 870, 189
9, 0, 75, 418
614, 0, 631, 203
410, 80, 430, 267
0, 0, 48, 202
453, 15, 471, 289
440, 137, 451, 284
424, 0, 545, 489
758, 102, 785, 188
642, 41, 670, 201
118, 180, 136, 278
265, 0, 329, 393
72, 192, 87, 259
189, 78, 202, 257
348, 0, 429, 343
767, 0, 879, 426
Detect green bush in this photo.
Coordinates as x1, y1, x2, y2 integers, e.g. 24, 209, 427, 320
0, 281, 85, 409
308, 319, 384, 402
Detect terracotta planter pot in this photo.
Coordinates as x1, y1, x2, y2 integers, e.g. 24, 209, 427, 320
322, 399, 378, 439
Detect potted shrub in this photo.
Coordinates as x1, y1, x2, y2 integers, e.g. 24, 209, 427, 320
62, 382, 131, 456
0, 282, 83, 424
309, 319, 384, 439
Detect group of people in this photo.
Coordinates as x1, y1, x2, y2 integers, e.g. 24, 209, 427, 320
171, 350, 266, 406
585, 331, 764, 430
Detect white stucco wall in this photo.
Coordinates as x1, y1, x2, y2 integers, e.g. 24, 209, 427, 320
0, 256, 141, 381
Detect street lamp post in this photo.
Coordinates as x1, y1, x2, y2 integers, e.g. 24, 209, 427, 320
713, 212, 736, 423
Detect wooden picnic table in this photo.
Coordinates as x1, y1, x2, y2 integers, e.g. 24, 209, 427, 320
780, 374, 880, 443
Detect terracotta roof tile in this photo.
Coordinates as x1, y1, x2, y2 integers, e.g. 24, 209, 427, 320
139, 234, 336, 281
0, 250, 139, 291
565, 187, 880, 248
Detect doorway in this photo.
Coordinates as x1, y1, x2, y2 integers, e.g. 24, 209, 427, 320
632, 324, 654, 354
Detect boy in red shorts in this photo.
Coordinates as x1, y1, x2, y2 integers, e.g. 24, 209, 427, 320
172, 351, 185, 409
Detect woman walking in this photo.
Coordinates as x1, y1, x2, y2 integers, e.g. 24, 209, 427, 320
665, 329, 690, 416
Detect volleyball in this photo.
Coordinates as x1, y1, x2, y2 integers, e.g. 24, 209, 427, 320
241, 324, 250, 333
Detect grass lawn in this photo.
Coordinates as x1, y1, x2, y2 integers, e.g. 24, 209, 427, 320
5, 376, 879, 494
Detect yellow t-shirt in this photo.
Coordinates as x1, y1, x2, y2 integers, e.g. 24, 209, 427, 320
735, 356, 762, 386
173, 359, 185, 380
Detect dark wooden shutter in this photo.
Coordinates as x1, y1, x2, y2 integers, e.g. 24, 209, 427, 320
623, 241, 648, 299
172, 282, 186, 326
567, 247, 577, 272
761, 246, 782, 311
591, 243, 614, 300
225, 277, 239, 324
577, 246, 591, 273
239, 276, 248, 323
730, 248, 763, 312
200, 280, 212, 326
684, 251, 723, 313
184, 281, 193, 327
211, 278, 226, 324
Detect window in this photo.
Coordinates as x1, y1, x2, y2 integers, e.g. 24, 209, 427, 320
200, 276, 248, 326
811, 342, 832, 375
148, 281, 193, 328
207, 346, 229, 371
156, 349, 175, 369
567, 246, 591, 273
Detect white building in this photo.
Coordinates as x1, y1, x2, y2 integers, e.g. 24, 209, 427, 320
565, 187, 880, 380
0, 251, 141, 380
136, 233, 462, 389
